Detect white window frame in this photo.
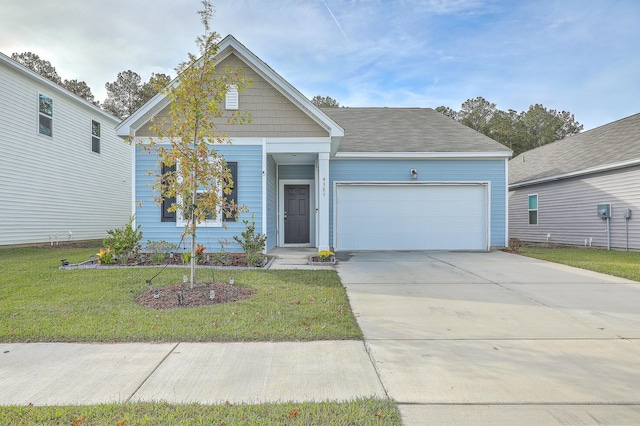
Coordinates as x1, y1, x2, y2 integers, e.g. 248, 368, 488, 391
528, 193, 538, 226
176, 158, 223, 228
38, 93, 53, 137
91, 120, 101, 153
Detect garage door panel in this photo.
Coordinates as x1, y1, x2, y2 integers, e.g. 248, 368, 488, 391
336, 184, 488, 250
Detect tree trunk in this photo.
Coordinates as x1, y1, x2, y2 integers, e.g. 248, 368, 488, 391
190, 205, 196, 290
190, 122, 200, 290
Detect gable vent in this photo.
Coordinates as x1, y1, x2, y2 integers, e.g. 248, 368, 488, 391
225, 85, 238, 110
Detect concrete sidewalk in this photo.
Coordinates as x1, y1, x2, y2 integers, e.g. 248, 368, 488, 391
0, 341, 385, 406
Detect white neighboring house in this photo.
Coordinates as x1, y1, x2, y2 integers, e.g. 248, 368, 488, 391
0, 52, 131, 246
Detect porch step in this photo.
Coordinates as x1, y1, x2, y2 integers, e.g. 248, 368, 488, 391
267, 247, 334, 270
267, 247, 317, 260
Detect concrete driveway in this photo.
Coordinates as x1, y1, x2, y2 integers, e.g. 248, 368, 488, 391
336, 251, 640, 425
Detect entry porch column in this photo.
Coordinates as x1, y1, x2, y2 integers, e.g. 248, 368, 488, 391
317, 152, 330, 251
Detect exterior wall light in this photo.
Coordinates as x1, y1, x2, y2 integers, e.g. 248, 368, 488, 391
410, 169, 418, 180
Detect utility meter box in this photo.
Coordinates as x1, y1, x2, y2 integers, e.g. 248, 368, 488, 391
597, 203, 611, 218
624, 208, 632, 219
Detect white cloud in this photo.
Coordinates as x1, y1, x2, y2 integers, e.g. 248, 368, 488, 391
1, 0, 639, 130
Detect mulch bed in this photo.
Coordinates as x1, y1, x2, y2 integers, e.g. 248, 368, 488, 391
110, 253, 270, 268
136, 282, 255, 310
133, 253, 266, 267
309, 256, 334, 263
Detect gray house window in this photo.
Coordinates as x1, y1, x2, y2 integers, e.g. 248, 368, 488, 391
91, 120, 101, 153
528, 194, 538, 225
38, 94, 53, 136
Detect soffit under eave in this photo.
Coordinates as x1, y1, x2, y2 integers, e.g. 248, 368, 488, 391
127, 96, 171, 137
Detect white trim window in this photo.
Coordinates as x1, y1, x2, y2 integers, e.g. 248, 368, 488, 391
176, 158, 225, 228
91, 120, 101, 153
528, 194, 538, 225
177, 192, 223, 228
38, 94, 53, 136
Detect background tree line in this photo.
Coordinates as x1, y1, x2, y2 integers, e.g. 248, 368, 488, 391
312, 94, 582, 156
11, 52, 582, 156
12, 50, 344, 120
10, 52, 170, 119
436, 97, 583, 156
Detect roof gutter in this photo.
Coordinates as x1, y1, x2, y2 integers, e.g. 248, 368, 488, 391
335, 151, 512, 159
509, 157, 640, 189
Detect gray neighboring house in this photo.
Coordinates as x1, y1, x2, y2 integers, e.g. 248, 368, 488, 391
509, 112, 640, 250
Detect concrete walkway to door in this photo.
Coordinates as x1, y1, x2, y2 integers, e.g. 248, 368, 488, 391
336, 250, 640, 425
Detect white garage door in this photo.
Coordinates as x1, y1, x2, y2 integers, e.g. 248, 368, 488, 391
335, 183, 488, 250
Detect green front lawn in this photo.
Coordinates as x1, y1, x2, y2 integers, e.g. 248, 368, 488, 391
0, 246, 361, 342
518, 246, 640, 281
0, 399, 401, 425
0, 247, 396, 424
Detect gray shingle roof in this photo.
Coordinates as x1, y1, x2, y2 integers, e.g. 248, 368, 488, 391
509, 112, 640, 186
321, 107, 512, 154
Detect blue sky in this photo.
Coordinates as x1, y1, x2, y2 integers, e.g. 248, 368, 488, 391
1, 0, 638, 130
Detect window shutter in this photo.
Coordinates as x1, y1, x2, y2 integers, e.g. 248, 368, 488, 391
224, 162, 238, 222
161, 163, 176, 222
225, 85, 238, 110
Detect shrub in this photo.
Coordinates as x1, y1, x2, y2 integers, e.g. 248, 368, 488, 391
145, 240, 179, 254
145, 240, 179, 264
233, 214, 267, 267
508, 237, 522, 251
213, 238, 230, 265
103, 216, 143, 264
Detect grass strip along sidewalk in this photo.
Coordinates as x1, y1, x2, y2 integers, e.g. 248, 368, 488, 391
0, 399, 401, 425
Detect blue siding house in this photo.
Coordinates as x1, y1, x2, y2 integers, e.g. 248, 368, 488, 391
117, 36, 511, 252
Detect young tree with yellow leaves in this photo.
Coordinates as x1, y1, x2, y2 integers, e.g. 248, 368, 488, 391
139, 1, 252, 288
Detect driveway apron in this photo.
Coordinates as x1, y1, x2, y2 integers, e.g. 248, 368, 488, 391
336, 251, 640, 425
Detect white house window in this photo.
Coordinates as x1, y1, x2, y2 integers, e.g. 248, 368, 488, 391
163, 161, 237, 224
225, 84, 238, 110
176, 158, 223, 228
177, 190, 223, 228
91, 120, 101, 153
38, 94, 53, 136
528, 194, 538, 225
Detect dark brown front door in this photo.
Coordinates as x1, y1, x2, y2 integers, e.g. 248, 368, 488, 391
284, 185, 310, 244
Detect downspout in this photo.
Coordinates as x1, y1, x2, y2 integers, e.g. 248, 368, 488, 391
131, 138, 137, 226
504, 157, 509, 248
315, 157, 319, 247
275, 160, 279, 247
